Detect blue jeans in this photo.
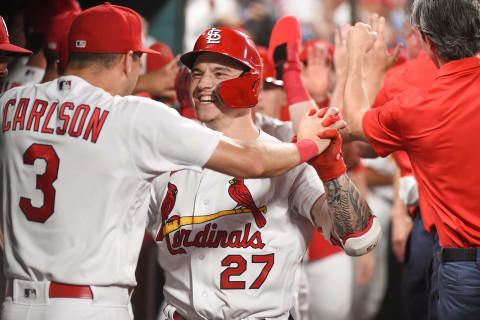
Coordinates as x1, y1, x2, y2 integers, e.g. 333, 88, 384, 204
437, 248, 480, 320
402, 212, 437, 320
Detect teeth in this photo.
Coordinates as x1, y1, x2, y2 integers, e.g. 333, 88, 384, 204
199, 96, 214, 102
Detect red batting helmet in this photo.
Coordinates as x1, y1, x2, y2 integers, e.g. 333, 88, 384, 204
180, 26, 262, 108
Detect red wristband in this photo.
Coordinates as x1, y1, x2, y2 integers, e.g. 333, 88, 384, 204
295, 139, 319, 163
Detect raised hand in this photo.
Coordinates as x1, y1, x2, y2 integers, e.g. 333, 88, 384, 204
302, 42, 332, 104
297, 107, 346, 156
364, 14, 402, 76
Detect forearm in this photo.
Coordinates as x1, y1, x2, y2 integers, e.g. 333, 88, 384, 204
133, 73, 151, 94
344, 55, 370, 141
364, 69, 386, 106
329, 70, 347, 110
205, 138, 329, 178
324, 173, 372, 241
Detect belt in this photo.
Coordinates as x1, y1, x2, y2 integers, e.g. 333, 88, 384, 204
6, 281, 93, 299
173, 311, 186, 320
437, 247, 478, 263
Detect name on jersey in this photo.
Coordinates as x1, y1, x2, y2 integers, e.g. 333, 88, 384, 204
1, 98, 109, 143
164, 222, 265, 255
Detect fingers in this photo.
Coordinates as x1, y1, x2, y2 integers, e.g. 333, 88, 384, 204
322, 115, 341, 127
168, 55, 181, 69
317, 128, 339, 139
323, 106, 340, 118
334, 28, 341, 47
317, 107, 328, 118
330, 119, 347, 131
388, 43, 403, 67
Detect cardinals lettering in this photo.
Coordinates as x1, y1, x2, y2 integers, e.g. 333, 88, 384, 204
156, 178, 268, 255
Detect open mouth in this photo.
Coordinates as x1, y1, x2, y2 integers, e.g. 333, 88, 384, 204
197, 95, 215, 103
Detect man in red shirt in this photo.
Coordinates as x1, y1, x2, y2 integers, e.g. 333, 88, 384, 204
365, 2, 439, 319
343, 0, 480, 318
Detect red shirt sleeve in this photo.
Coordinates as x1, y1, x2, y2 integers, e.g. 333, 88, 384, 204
362, 99, 404, 157
372, 86, 389, 108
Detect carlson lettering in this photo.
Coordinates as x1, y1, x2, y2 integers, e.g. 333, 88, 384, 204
1, 98, 109, 143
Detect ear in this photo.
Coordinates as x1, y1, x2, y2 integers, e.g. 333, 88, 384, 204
122, 51, 133, 75
421, 33, 443, 68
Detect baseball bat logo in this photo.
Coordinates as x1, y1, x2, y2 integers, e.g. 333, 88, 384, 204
206, 28, 222, 44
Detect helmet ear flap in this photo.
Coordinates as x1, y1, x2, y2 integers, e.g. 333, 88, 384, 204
215, 71, 261, 108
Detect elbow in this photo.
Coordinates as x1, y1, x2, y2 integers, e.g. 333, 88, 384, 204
232, 150, 266, 179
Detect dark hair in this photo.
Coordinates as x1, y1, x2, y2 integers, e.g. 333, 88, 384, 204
67, 52, 125, 70
404, 0, 416, 20
410, 0, 480, 62
43, 49, 59, 67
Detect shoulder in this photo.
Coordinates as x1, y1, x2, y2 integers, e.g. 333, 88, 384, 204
255, 113, 293, 142
257, 129, 281, 142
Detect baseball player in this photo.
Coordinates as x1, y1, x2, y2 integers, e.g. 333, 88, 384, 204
42, 10, 81, 83
343, 0, 480, 318
0, 13, 32, 304
148, 26, 381, 320
0, 16, 32, 85
0, 4, 346, 320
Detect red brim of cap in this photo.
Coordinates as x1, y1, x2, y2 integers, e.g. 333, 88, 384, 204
0, 43, 32, 56
140, 46, 162, 55
268, 16, 302, 63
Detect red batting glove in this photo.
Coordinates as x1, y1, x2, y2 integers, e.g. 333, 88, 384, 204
309, 127, 347, 182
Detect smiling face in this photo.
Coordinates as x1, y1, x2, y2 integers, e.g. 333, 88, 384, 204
190, 52, 247, 124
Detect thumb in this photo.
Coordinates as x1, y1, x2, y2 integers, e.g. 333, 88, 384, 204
168, 55, 181, 69
388, 44, 402, 68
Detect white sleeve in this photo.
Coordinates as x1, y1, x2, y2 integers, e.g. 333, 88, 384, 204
146, 174, 170, 238
129, 99, 222, 180
287, 164, 325, 224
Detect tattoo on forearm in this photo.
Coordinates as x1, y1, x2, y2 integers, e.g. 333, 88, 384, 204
324, 174, 372, 240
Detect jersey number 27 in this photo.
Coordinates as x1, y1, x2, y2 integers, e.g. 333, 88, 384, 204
221, 253, 274, 289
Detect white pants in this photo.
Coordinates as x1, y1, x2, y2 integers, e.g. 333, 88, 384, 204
305, 252, 353, 320
157, 300, 291, 320
1, 280, 133, 320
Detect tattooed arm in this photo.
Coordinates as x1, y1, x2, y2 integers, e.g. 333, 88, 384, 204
311, 173, 381, 256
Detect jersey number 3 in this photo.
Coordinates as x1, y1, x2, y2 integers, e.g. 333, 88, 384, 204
221, 253, 274, 289
19, 144, 59, 223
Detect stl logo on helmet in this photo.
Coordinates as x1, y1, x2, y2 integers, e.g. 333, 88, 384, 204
206, 28, 222, 44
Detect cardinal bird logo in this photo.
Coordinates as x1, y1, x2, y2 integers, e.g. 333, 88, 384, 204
228, 178, 266, 228
156, 182, 178, 241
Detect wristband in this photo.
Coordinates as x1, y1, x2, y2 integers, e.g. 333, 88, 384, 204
295, 139, 319, 163
283, 54, 311, 106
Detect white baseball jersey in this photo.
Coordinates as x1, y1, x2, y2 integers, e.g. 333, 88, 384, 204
0, 75, 222, 287
148, 130, 323, 320
0, 57, 45, 95
254, 112, 294, 143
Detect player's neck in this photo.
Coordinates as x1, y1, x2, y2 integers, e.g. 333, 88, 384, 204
205, 113, 259, 140
41, 67, 59, 83
65, 67, 127, 96
27, 50, 46, 69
